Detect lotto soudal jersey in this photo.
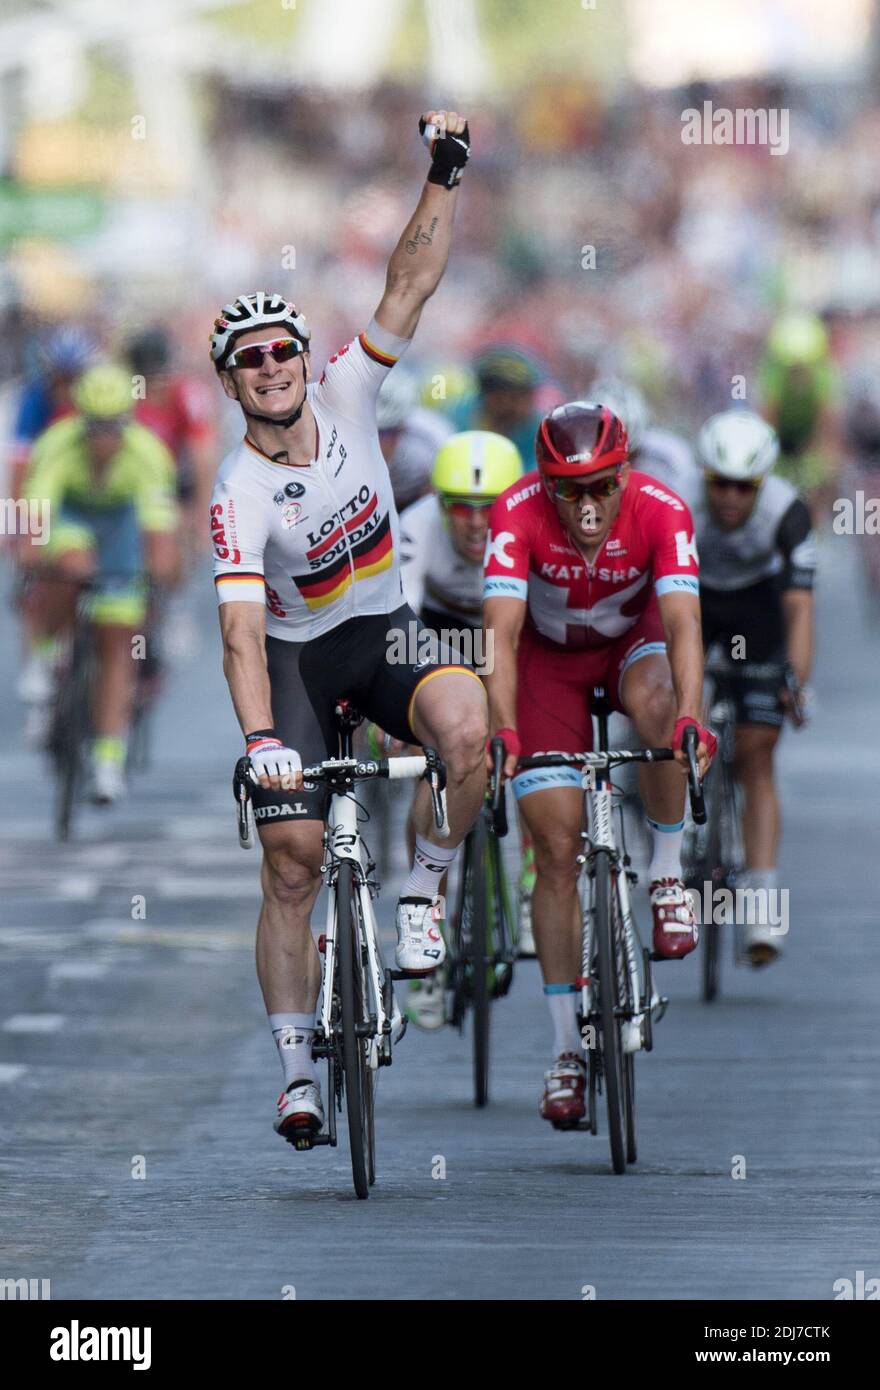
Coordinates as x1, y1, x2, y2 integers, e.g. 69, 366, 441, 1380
484, 469, 700, 649
211, 319, 411, 640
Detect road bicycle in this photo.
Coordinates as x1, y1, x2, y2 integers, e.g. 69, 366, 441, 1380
515, 689, 705, 1175
685, 654, 804, 1001
47, 584, 98, 841
233, 698, 449, 1200
447, 736, 517, 1107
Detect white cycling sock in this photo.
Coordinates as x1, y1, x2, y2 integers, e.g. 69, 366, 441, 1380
647, 816, 685, 881
544, 984, 581, 1057
270, 1012, 317, 1088
400, 833, 458, 901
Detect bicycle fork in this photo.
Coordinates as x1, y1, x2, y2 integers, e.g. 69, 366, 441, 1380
318, 798, 400, 1070
578, 777, 646, 1056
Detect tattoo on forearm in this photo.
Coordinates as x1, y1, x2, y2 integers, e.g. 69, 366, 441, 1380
405, 216, 440, 255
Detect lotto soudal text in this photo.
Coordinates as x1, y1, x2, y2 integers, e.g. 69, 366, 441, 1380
50, 1321, 151, 1369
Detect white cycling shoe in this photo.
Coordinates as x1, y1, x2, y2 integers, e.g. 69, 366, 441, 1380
274, 1079, 324, 1146
91, 758, 126, 805
745, 920, 780, 967
394, 896, 446, 975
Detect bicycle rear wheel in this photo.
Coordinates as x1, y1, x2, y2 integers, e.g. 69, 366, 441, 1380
336, 863, 375, 1197
594, 851, 626, 1175
467, 815, 491, 1108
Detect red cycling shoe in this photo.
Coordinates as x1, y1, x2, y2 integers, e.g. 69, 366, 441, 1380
651, 877, 698, 959
540, 1052, 586, 1129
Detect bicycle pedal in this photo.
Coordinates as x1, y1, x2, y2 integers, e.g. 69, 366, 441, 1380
284, 1123, 321, 1151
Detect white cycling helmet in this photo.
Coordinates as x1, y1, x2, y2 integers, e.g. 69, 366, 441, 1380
210, 292, 310, 371
590, 377, 650, 452
376, 366, 418, 431
697, 409, 779, 482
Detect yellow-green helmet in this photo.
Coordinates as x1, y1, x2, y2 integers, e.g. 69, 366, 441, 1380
74, 364, 133, 419
431, 430, 523, 499
766, 313, 829, 367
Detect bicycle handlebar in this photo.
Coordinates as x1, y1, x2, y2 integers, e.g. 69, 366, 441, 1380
232, 748, 450, 845
517, 738, 706, 826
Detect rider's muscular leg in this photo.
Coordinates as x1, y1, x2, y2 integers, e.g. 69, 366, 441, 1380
409, 671, 487, 845
256, 821, 325, 1014
93, 624, 138, 736
518, 788, 583, 981
733, 724, 781, 870
621, 655, 686, 825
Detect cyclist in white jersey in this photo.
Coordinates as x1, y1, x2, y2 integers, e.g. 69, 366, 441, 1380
399, 431, 525, 1028
210, 112, 487, 1145
662, 409, 816, 964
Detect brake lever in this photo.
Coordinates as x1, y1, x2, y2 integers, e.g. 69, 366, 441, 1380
422, 745, 450, 838
490, 736, 509, 837
683, 725, 706, 826
233, 755, 255, 849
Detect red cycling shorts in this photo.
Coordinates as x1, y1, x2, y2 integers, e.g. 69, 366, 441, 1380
516, 601, 667, 759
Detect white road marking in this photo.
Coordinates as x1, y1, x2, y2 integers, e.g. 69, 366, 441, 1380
3, 1013, 65, 1033
48, 962, 109, 982
56, 876, 99, 900
0, 1064, 26, 1083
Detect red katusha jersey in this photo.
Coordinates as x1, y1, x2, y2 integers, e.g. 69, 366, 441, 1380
484, 470, 700, 649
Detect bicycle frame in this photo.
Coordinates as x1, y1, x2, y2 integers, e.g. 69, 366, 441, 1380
578, 762, 650, 1055
318, 779, 396, 1068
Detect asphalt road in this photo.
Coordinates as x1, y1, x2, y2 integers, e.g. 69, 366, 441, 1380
1, 526, 878, 1301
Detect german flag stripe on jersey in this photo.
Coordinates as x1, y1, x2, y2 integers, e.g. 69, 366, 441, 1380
359, 330, 399, 368
215, 571, 264, 591
293, 515, 393, 608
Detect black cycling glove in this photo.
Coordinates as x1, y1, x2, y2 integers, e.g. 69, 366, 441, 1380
419, 117, 470, 189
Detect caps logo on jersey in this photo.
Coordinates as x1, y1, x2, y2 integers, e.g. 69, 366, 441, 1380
211, 501, 241, 563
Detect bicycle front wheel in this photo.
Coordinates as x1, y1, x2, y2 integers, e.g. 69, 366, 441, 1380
51, 628, 94, 842
594, 851, 626, 1175
336, 863, 375, 1197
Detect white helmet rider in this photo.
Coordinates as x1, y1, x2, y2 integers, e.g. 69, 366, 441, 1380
696, 409, 780, 483
210, 291, 312, 428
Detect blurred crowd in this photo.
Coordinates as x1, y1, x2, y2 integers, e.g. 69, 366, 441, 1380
5, 74, 880, 474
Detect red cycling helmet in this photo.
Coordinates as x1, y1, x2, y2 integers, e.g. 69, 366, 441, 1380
535, 400, 630, 478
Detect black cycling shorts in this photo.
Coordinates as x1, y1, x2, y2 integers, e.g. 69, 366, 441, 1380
701, 579, 786, 728
251, 603, 479, 825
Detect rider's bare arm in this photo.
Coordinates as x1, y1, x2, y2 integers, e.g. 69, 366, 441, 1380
657, 590, 709, 773
218, 600, 275, 737
374, 110, 466, 342
782, 588, 813, 686
483, 595, 526, 777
